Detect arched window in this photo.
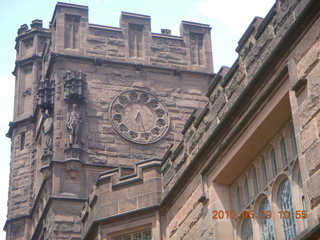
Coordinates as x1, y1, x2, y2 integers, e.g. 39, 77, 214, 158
280, 138, 288, 166
290, 128, 298, 157
262, 159, 268, 186
271, 148, 278, 177
237, 186, 241, 212
259, 198, 275, 240
278, 178, 297, 239
253, 168, 259, 195
244, 178, 249, 204
241, 219, 253, 240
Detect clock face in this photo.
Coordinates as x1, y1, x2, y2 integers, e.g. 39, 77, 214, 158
110, 90, 169, 144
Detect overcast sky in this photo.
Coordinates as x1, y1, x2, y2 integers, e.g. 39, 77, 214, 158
0, 0, 274, 238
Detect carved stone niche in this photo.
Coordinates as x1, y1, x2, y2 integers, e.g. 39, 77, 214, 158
37, 78, 55, 111
64, 145, 81, 161
63, 70, 86, 104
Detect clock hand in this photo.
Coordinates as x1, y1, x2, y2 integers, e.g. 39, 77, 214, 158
135, 110, 140, 120
138, 109, 147, 134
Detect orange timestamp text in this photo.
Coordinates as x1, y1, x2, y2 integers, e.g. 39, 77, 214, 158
212, 210, 307, 220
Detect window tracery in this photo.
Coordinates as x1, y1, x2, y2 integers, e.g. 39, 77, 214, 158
259, 198, 275, 240
241, 219, 253, 240
231, 122, 306, 240
277, 178, 297, 240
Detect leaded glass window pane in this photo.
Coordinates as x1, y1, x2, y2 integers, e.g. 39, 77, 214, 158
143, 231, 152, 240
133, 232, 142, 240
112, 230, 152, 240
262, 159, 268, 186
278, 178, 297, 240
291, 128, 298, 157
259, 198, 275, 240
244, 178, 249, 204
280, 138, 288, 166
237, 186, 241, 212
241, 219, 253, 240
271, 148, 278, 177
253, 168, 259, 195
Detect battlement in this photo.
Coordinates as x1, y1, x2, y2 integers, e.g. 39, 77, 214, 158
80, 158, 162, 238
161, 0, 316, 196
41, 3, 213, 72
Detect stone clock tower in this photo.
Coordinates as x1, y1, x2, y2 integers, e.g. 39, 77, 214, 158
5, 2, 213, 239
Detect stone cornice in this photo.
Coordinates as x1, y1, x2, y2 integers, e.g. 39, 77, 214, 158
45, 52, 214, 78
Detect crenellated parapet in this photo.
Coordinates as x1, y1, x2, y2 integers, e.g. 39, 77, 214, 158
161, 0, 318, 199
80, 158, 162, 238
49, 2, 213, 72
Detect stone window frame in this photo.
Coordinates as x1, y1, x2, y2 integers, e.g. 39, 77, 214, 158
232, 121, 309, 239
110, 229, 152, 240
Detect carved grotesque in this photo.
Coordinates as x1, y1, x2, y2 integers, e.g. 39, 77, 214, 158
63, 70, 86, 104
37, 78, 54, 111
66, 103, 82, 146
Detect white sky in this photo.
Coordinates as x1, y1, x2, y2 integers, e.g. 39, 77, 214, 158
0, 0, 275, 238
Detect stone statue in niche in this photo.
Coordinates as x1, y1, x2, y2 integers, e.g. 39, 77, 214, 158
42, 109, 53, 153
66, 103, 82, 146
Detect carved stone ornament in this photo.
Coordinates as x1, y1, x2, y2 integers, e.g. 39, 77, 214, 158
37, 78, 54, 110
63, 70, 86, 104
66, 104, 82, 146
41, 152, 53, 166
42, 109, 53, 153
110, 90, 170, 144
64, 145, 81, 161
